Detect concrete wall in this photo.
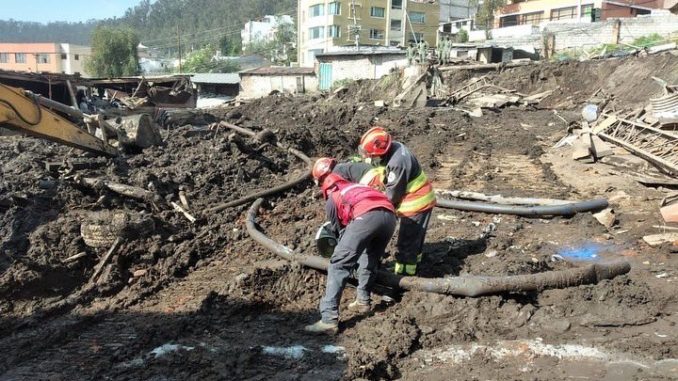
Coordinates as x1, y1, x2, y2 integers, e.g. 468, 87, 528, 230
489, 13, 678, 52
59, 44, 91, 76
317, 54, 406, 87
240, 74, 318, 99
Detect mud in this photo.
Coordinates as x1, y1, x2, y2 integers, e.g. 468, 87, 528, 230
1, 54, 677, 380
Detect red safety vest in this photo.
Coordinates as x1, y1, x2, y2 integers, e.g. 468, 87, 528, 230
330, 182, 394, 227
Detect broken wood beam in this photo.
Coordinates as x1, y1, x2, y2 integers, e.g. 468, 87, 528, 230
434, 190, 572, 206
171, 202, 197, 223
91, 238, 122, 282
79, 177, 160, 203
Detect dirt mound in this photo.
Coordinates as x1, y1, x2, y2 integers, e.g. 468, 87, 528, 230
1, 53, 677, 380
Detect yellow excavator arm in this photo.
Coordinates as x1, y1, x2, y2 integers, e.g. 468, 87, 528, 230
0, 83, 117, 156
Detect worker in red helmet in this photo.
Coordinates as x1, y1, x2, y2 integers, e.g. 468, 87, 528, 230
359, 126, 436, 276
305, 157, 397, 335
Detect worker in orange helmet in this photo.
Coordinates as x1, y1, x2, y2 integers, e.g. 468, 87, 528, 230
304, 157, 397, 335
359, 126, 436, 276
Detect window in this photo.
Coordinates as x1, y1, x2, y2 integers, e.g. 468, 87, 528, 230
409, 12, 425, 24
413, 32, 424, 42
369, 29, 385, 40
309, 4, 324, 17
309, 26, 324, 40
370, 7, 385, 18
0, 53, 8, 63
328, 2, 341, 15
392, 0, 402, 9
390, 19, 402, 31
37, 54, 50, 64
581, 4, 594, 19
550, 6, 576, 21
60, 53, 67, 60
15, 53, 26, 63
328, 25, 341, 38
521, 11, 544, 26
75, 54, 80, 61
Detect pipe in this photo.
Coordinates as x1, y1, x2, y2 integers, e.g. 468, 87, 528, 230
205, 125, 313, 214
247, 198, 630, 297
436, 197, 608, 217
25, 90, 85, 122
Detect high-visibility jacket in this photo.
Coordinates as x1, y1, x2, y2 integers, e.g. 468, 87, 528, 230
358, 166, 386, 188
330, 181, 394, 227
396, 170, 436, 217
379, 141, 436, 217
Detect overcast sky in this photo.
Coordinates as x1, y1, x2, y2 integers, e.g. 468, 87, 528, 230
2, 0, 147, 23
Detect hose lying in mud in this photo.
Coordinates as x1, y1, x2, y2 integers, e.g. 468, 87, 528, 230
247, 198, 631, 297
436, 197, 609, 217
205, 123, 313, 214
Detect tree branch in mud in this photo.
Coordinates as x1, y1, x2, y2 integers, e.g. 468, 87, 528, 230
246, 198, 631, 297
204, 123, 313, 215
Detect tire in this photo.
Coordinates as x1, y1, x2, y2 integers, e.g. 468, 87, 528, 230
81, 211, 155, 248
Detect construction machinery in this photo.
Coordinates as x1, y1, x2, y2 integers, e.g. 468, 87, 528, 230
0, 83, 161, 156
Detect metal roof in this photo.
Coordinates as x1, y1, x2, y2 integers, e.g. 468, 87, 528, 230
191, 73, 240, 84
239, 66, 315, 76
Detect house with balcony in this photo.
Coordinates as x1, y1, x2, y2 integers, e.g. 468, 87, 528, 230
297, 0, 440, 67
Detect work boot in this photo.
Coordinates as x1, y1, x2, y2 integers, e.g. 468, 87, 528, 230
304, 320, 339, 335
347, 299, 371, 314
394, 262, 417, 276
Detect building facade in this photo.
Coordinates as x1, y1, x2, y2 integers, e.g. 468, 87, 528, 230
0, 43, 91, 77
494, 0, 675, 28
297, 0, 440, 67
241, 15, 295, 51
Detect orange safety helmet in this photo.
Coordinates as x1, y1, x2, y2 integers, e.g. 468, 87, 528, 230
312, 157, 337, 182
359, 126, 392, 157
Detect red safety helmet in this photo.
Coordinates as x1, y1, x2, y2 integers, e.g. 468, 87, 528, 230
320, 173, 347, 199
312, 157, 337, 182
359, 126, 392, 157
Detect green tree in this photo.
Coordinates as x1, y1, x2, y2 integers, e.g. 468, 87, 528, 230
86, 25, 140, 77
181, 44, 240, 73
473, 0, 506, 33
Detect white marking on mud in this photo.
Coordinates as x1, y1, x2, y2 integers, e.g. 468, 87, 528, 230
149, 343, 195, 358
419, 339, 676, 369
262, 345, 308, 359
322, 345, 346, 354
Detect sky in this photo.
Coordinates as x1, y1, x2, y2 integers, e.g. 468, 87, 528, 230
2, 0, 146, 23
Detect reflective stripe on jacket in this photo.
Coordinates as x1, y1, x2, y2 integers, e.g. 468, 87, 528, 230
396, 171, 436, 217
330, 182, 394, 227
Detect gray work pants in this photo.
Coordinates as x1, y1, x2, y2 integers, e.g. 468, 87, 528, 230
320, 209, 396, 323
395, 209, 432, 265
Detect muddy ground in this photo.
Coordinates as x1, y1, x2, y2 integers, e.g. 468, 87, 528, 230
1, 53, 677, 380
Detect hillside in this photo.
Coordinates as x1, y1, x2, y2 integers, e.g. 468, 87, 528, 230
0, 0, 296, 53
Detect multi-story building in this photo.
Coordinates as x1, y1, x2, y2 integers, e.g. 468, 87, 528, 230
0, 43, 91, 77
297, 0, 441, 67
241, 15, 295, 51
494, 0, 676, 28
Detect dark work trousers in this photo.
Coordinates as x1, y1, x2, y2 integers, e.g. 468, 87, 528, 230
395, 209, 432, 265
320, 209, 396, 323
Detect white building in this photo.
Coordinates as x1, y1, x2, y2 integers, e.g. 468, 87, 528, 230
241, 15, 294, 51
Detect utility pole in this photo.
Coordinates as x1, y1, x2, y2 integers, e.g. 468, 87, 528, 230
177, 25, 182, 73
351, 0, 359, 48
577, 0, 582, 22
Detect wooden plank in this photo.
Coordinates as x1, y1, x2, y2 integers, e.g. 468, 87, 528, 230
643, 233, 678, 247
590, 135, 614, 159
592, 116, 618, 134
